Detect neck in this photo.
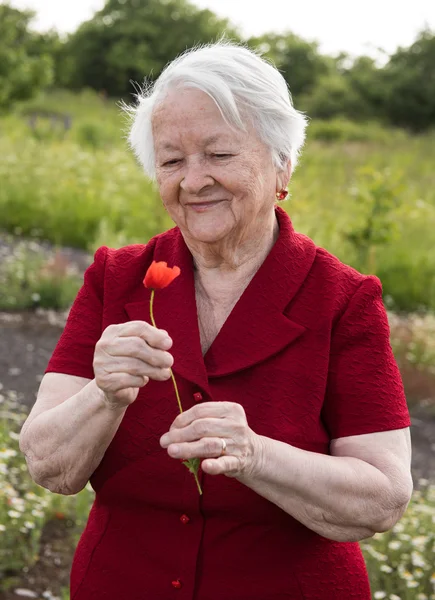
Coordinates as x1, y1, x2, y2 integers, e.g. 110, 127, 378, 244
187, 209, 280, 302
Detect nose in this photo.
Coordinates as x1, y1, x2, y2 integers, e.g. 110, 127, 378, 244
180, 157, 214, 195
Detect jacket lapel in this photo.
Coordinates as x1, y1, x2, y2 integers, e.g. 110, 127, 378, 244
124, 207, 316, 384
204, 207, 316, 377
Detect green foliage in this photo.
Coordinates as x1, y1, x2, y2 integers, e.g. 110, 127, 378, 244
0, 394, 94, 582
342, 167, 404, 273
383, 29, 435, 131
0, 238, 83, 311
307, 119, 398, 143
300, 72, 371, 121
247, 32, 330, 102
361, 482, 435, 598
2, 91, 435, 311
341, 55, 388, 121
0, 4, 54, 109
0, 125, 171, 250
64, 0, 239, 97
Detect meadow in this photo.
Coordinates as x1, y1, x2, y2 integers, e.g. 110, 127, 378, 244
1, 90, 435, 312
1, 90, 435, 599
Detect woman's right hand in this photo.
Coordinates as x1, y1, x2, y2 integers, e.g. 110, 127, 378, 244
93, 320, 174, 409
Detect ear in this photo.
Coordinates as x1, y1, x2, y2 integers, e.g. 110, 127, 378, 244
276, 159, 292, 193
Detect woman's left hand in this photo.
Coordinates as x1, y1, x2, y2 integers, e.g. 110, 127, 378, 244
159, 402, 262, 478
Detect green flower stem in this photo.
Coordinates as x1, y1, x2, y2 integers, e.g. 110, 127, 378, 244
192, 470, 202, 495
149, 289, 202, 495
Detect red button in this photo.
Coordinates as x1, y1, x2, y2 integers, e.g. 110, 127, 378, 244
172, 579, 182, 589
180, 514, 190, 525
193, 392, 203, 403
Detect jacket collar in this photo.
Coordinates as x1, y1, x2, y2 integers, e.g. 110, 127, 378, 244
124, 207, 316, 389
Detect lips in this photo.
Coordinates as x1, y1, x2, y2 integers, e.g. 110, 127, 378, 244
186, 200, 224, 206
185, 200, 226, 210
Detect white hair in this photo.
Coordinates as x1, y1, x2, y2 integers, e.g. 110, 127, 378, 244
125, 41, 308, 180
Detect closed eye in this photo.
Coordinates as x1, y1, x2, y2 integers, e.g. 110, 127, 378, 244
211, 153, 233, 159
162, 159, 181, 166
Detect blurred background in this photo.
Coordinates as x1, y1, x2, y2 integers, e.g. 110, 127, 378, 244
0, 1, 434, 598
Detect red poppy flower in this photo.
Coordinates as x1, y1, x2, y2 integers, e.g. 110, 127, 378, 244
143, 261, 181, 290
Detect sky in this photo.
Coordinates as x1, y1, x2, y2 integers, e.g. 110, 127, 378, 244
8, 0, 435, 60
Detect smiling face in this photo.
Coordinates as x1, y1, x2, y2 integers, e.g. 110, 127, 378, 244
152, 87, 284, 248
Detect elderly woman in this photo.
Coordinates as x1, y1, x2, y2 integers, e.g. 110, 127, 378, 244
20, 43, 412, 600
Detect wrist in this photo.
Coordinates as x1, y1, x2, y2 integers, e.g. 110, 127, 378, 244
238, 433, 268, 483
91, 380, 128, 415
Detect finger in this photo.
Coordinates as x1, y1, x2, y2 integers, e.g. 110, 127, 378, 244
167, 437, 228, 460
101, 373, 149, 392
108, 362, 172, 382
170, 402, 236, 430
161, 418, 227, 446
114, 321, 173, 350
104, 337, 174, 369
201, 456, 240, 476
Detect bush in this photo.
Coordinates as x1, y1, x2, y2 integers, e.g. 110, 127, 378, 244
307, 119, 404, 143
0, 238, 83, 311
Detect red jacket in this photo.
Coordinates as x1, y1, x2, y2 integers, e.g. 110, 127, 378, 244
46, 207, 410, 600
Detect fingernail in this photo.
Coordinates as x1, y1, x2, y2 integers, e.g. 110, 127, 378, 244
160, 435, 169, 447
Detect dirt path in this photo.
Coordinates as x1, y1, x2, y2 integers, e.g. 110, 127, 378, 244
1, 311, 434, 485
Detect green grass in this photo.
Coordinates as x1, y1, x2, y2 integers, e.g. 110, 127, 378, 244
1, 90, 435, 311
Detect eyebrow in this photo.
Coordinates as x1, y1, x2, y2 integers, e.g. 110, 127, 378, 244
159, 135, 228, 151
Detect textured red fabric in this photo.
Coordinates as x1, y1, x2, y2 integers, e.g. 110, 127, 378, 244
46, 207, 410, 600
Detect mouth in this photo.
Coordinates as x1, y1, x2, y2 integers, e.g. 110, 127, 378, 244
185, 200, 226, 211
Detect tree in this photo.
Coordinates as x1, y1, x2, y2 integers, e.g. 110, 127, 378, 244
300, 72, 368, 120
342, 56, 388, 120
65, 0, 239, 97
382, 29, 435, 131
247, 32, 331, 104
0, 4, 54, 109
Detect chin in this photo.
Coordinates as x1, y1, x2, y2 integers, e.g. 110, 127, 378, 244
187, 226, 230, 244
185, 215, 233, 244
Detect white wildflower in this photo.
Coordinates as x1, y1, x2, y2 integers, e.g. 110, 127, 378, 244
412, 551, 427, 568
388, 540, 402, 550
380, 565, 393, 573
0, 448, 17, 458
412, 536, 429, 549
374, 592, 387, 599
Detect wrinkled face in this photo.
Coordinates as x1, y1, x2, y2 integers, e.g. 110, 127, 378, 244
152, 87, 280, 245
